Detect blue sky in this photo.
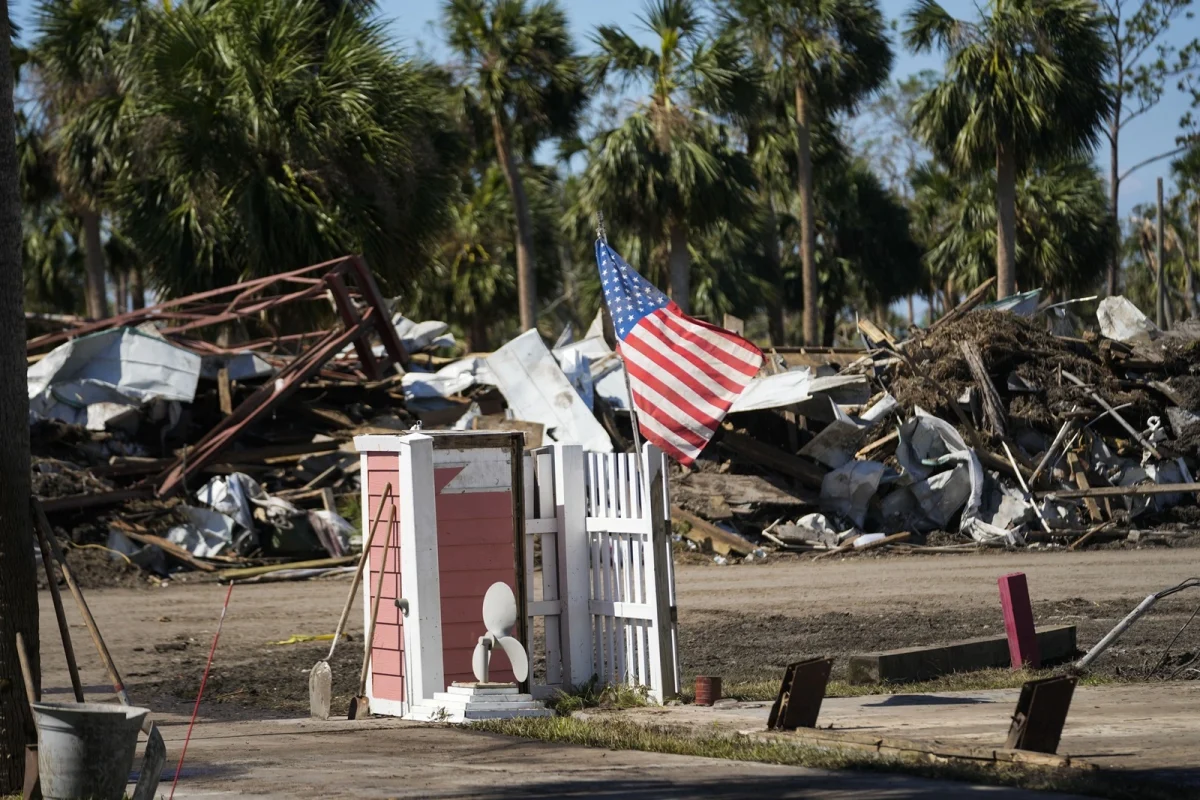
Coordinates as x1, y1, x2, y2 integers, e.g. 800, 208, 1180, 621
10, 0, 1196, 215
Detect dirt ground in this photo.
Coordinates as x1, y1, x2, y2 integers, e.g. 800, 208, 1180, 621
34, 548, 1200, 721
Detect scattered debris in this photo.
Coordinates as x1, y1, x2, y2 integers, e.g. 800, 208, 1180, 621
27, 260, 1200, 580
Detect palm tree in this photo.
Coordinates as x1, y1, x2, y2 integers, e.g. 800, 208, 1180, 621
0, 2, 39, 792
905, 0, 1113, 299
32, 0, 137, 319
444, 0, 585, 332
913, 157, 1115, 300
116, 0, 464, 297
724, 0, 892, 345
582, 0, 755, 314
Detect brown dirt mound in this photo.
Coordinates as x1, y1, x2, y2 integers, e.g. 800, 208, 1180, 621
37, 546, 154, 591
890, 311, 1154, 434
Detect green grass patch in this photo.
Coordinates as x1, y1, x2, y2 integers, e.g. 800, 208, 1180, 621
469, 715, 1188, 800
547, 677, 650, 715
677, 668, 1120, 703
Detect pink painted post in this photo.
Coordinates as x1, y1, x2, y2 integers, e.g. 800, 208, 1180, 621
998, 572, 1040, 669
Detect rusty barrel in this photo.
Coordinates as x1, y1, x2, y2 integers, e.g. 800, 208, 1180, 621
694, 676, 722, 706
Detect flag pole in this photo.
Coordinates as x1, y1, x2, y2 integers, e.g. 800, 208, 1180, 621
597, 213, 648, 487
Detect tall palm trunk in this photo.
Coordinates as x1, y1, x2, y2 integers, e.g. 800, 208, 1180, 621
491, 114, 537, 332
667, 221, 691, 314
0, 6, 38, 791
81, 209, 109, 319
115, 271, 127, 315
765, 194, 785, 345
995, 142, 1017, 300
1107, 115, 1120, 297
907, 295, 915, 326
794, 82, 818, 346
130, 266, 145, 310
821, 301, 837, 347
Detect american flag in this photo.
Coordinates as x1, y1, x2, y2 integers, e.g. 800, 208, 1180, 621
596, 239, 763, 465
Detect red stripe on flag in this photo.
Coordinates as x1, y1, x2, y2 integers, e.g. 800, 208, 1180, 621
628, 322, 748, 398
657, 306, 762, 377
624, 357, 723, 432
629, 388, 711, 451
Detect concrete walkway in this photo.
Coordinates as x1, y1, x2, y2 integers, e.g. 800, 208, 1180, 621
611, 682, 1200, 788
158, 717, 1090, 799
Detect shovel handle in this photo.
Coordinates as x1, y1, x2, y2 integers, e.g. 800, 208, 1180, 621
324, 484, 394, 661
358, 505, 396, 696
15, 632, 38, 707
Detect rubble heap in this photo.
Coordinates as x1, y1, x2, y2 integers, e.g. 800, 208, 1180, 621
28, 260, 1200, 580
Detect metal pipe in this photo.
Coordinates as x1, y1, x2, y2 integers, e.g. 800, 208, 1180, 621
1075, 593, 1158, 671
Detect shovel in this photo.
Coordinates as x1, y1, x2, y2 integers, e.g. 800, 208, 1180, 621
33, 499, 166, 800
310, 484, 394, 719
348, 504, 396, 720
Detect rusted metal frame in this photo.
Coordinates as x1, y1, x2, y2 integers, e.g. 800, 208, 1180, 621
326, 271, 379, 379
154, 308, 381, 497
161, 284, 334, 336
348, 255, 408, 368
28, 257, 355, 352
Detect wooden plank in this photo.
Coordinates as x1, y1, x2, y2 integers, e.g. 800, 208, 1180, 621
670, 506, 755, 556
717, 430, 827, 489
217, 366, 233, 416
1039, 481, 1200, 500
958, 340, 1007, 438
930, 276, 996, 330
1066, 453, 1104, 523
114, 529, 219, 572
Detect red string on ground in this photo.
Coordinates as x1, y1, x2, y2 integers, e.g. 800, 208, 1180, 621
169, 581, 235, 800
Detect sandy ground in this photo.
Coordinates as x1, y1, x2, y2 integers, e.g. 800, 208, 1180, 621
34, 549, 1200, 716
28, 549, 1200, 796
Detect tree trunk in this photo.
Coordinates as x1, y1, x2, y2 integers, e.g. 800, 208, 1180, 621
469, 316, 490, 353
115, 270, 127, 315
667, 221, 691, 314
795, 82, 818, 346
130, 266, 145, 310
81, 209, 108, 319
820, 302, 837, 347
0, 7, 38, 791
1107, 119, 1120, 297
765, 194, 785, 345
995, 142, 1017, 300
491, 114, 537, 332
907, 295, 915, 326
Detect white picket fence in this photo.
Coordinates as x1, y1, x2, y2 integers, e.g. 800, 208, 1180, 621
523, 444, 680, 702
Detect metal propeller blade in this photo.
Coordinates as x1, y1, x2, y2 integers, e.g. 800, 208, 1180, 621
482, 582, 518, 636
497, 635, 529, 682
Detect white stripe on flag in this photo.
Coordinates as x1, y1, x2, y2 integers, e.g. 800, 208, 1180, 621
639, 312, 758, 384
621, 339, 729, 422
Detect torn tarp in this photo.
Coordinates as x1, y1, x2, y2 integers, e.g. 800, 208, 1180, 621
820, 460, 886, 529
1097, 296, 1160, 345
487, 329, 613, 452
727, 369, 872, 416
28, 327, 202, 430
895, 409, 1016, 544
166, 506, 237, 558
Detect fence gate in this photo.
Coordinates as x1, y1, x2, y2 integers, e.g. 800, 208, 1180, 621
522, 444, 680, 703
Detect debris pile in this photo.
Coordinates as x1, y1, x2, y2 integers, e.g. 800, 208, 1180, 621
28, 258, 1200, 579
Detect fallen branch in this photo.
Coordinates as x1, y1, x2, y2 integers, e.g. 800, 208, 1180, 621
671, 506, 756, 557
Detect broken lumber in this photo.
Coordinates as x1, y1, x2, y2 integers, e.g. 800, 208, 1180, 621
1060, 370, 1162, 459
958, 340, 1007, 438
717, 429, 827, 489
1038, 482, 1200, 500
670, 506, 756, 556
1065, 452, 1104, 523
114, 530, 218, 572
218, 556, 357, 581
930, 277, 997, 331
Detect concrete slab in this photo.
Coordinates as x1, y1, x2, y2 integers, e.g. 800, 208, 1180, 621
159, 717, 1090, 798
847, 626, 1077, 684
609, 682, 1200, 787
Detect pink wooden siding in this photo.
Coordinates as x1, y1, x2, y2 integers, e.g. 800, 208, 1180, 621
366, 452, 519, 703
